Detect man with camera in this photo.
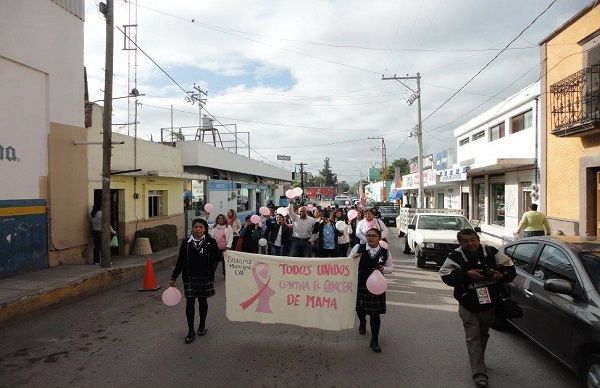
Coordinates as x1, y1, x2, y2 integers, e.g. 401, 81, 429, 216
439, 229, 516, 388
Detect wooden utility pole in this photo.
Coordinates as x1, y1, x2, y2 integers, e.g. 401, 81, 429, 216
100, 0, 114, 267
296, 162, 307, 205
382, 73, 424, 208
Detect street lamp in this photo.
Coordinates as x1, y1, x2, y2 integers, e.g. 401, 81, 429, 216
92, 88, 144, 103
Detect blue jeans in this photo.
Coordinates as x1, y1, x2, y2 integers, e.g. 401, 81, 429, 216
269, 245, 284, 256
290, 238, 312, 257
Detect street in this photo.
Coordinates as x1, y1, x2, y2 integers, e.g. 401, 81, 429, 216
0, 233, 580, 388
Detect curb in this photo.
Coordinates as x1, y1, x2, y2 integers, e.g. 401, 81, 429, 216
0, 255, 177, 327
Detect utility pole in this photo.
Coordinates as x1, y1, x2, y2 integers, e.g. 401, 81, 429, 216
368, 137, 387, 202
382, 73, 424, 208
100, 0, 114, 268
296, 162, 307, 205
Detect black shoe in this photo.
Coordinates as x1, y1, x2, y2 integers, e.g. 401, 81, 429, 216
473, 373, 488, 387
184, 332, 195, 344
358, 322, 366, 335
198, 327, 207, 336
370, 339, 381, 353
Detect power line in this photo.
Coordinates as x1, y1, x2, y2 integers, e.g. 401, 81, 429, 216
420, 0, 558, 125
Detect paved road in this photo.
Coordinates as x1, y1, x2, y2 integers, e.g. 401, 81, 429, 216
0, 232, 580, 387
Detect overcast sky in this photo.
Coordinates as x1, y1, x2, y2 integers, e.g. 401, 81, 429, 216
84, 0, 590, 184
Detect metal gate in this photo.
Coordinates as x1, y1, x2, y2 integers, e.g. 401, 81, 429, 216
0, 199, 48, 279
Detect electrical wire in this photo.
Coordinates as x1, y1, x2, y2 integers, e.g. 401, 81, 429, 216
420, 0, 558, 125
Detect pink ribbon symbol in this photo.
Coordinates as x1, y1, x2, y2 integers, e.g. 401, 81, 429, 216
239, 262, 275, 313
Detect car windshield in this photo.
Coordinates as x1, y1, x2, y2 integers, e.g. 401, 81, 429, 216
578, 251, 600, 294
379, 206, 399, 213
417, 215, 472, 231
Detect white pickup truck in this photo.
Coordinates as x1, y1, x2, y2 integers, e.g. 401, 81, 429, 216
404, 213, 480, 268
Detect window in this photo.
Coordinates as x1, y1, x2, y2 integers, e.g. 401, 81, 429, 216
489, 122, 505, 141
507, 243, 538, 269
473, 182, 485, 222
521, 182, 532, 219
236, 184, 249, 213
472, 130, 485, 141
533, 245, 576, 282
459, 137, 469, 146
511, 109, 532, 133
490, 182, 505, 226
148, 190, 166, 218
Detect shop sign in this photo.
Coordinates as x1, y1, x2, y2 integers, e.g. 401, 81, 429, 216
409, 155, 434, 172
401, 170, 437, 189
434, 150, 449, 171
440, 166, 469, 182
0, 145, 18, 162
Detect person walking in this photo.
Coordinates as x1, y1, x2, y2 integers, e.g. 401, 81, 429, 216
439, 229, 516, 387
312, 210, 340, 257
209, 214, 233, 276
514, 203, 551, 237
227, 208, 242, 250
265, 214, 292, 256
240, 215, 261, 254
287, 201, 317, 257
170, 218, 220, 344
334, 209, 352, 257
355, 208, 388, 244
350, 210, 363, 246
349, 228, 394, 353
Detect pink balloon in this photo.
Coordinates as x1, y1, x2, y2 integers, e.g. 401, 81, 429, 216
162, 287, 182, 306
276, 207, 289, 216
285, 189, 296, 199
250, 214, 260, 224
366, 270, 387, 295
379, 240, 389, 249
347, 209, 358, 220
259, 206, 271, 216
204, 203, 214, 213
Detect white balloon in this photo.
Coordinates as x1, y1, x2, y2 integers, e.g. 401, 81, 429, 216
347, 209, 358, 220
335, 220, 346, 232
276, 207, 289, 216
293, 187, 303, 196
258, 238, 268, 247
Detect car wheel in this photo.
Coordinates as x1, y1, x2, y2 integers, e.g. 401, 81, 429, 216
415, 246, 426, 268
585, 354, 600, 388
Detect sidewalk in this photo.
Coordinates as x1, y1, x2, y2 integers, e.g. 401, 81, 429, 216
0, 246, 180, 327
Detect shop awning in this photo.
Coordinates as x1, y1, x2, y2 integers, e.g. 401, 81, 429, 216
467, 158, 535, 175
118, 170, 208, 180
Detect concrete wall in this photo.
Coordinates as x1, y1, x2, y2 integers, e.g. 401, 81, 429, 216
0, 57, 48, 200
177, 141, 291, 181
0, 0, 84, 128
542, 5, 600, 233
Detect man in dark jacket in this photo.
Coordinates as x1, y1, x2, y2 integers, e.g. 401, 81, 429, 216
265, 214, 292, 256
439, 229, 516, 388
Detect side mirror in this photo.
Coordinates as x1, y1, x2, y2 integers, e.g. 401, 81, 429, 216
408, 224, 416, 230
544, 278, 573, 296
474, 227, 481, 232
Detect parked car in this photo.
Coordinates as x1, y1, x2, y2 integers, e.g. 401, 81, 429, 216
496, 236, 600, 387
378, 204, 400, 226
333, 195, 352, 209
406, 213, 479, 268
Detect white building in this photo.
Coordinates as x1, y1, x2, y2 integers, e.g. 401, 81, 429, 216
177, 141, 292, 231
1, 1, 87, 275
454, 82, 542, 244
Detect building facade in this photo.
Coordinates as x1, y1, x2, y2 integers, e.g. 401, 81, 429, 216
455, 82, 542, 244
0, 0, 87, 277
540, 2, 600, 236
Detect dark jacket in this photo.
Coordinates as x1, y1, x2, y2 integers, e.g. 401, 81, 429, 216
313, 221, 342, 254
357, 243, 389, 287
265, 222, 292, 247
439, 245, 516, 312
240, 223, 260, 253
171, 236, 220, 282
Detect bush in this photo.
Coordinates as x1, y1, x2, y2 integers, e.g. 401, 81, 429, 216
135, 228, 166, 253
155, 224, 178, 247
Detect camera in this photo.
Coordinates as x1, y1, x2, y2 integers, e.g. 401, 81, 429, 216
480, 268, 494, 278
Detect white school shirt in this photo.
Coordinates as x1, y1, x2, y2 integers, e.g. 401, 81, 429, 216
349, 244, 394, 274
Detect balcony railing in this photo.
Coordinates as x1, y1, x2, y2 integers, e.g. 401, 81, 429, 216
550, 64, 600, 137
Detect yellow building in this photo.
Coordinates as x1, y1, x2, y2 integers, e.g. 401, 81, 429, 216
540, 2, 600, 236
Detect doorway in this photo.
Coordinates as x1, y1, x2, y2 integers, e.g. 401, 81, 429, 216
437, 193, 445, 208
461, 193, 470, 220
93, 189, 123, 254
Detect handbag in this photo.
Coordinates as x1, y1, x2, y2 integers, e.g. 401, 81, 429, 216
110, 235, 119, 247
495, 285, 523, 320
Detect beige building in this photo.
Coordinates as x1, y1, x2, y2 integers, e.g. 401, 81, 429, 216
540, 2, 600, 236
87, 104, 205, 257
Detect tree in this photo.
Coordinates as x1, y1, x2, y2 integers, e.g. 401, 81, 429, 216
319, 157, 338, 186
337, 180, 350, 193
381, 158, 410, 180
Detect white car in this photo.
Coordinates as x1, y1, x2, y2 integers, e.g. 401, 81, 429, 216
406, 213, 480, 268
